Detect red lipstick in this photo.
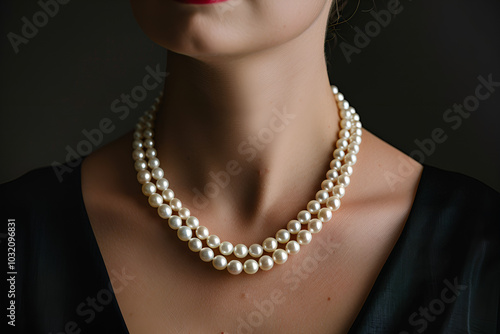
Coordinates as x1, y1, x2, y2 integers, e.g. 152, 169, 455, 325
173, 0, 230, 4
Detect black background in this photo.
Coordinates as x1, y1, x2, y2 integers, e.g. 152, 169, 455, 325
1, 0, 499, 191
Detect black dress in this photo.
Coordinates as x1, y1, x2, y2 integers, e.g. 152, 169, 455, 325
0, 162, 499, 334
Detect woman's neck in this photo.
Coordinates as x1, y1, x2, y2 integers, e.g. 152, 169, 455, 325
154, 22, 340, 221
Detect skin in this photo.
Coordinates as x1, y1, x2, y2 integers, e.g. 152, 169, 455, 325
81, 0, 423, 333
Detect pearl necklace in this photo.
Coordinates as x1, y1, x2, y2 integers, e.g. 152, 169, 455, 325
132, 85, 362, 275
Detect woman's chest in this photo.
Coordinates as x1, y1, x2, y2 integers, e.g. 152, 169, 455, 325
89, 207, 406, 334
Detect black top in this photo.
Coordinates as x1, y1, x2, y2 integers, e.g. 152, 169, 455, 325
1, 163, 499, 334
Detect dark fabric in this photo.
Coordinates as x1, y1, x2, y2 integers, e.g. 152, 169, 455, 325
348, 166, 500, 334
0, 163, 499, 334
0, 164, 129, 334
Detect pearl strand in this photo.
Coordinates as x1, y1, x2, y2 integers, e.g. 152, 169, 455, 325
132, 85, 362, 275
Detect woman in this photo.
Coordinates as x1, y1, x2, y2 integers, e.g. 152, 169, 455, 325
1, 0, 499, 333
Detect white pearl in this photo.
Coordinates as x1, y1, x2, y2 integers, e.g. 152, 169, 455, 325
143, 138, 154, 148
248, 244, 263, 257
330, 159, 342, 170
297, 210, 311, 224
349, 135, 362, 145
186, 216, 199, 229
132, 148, 145, 160
308, 219, 323, 233
340, 119, 352, 130
339, 129, 350, 139
340, 165, 353, 176
273, 249, 288, 264
275, 229, 291, 243
258, 256, 274, 271
207, 235, 221, 248
347, 143, 360, 154
133, 131, 142, 140
297, 230, 312, 245
137, 170, 151, 184
332, 185, 346, 198
146, 148, 157, 159
344, 153, 357, 166
244, 260, 259, 274
148, 193, 163, 208
287, 220, 302, 234
132, 140, 143, 149
212, 255, 228, 270
142, 182, 156, 196
340, 109, 352, 119
333, 148, 345, 160
331, 85, 339, 94
148, 157, 160, 169
234, 244, 248, 258
152, 167, 164, 180
157, 204, 172, 219
135, 122, 144, 131
220, 241, 234, 256
326, 169, 339, 180
318, 208, 333, 222
262, 238, 278, 252
326, 196, 341, 211
321, 179, 334, 191
337, 174, 351, 187
162, 189, 175, 201
354, 121, 362, 129
353, 113, 360, 121
336, 93, 344, 101
196, 226, 209, 240
168, 215, 182, 230
227, 260, 243, 275
134, 159, 147, 171
143, 128, 154, 138
170, 198, 182, 211
339, 100, 350, 111
307, 200, 321, 214
316, 190, 329, 204
336, 138, 349, 150
188, 238, 202, 252
352, 128, 362, 136
178, 207, 190, 219
199, 247, 214, 262
177, 226, 192, 241
156, 178, 169, 191
286, 241, 301, 254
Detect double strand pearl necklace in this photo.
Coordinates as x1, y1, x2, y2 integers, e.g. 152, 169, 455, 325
132, 85, 362, 275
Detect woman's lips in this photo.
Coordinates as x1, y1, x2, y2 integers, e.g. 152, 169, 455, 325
172, 0, 230, 4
